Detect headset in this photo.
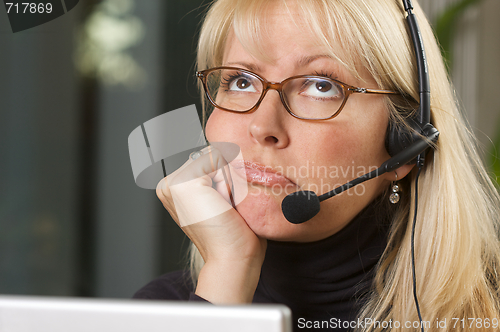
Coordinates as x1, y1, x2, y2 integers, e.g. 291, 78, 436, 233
281, 0, 439, 222
281, 1, 439, 330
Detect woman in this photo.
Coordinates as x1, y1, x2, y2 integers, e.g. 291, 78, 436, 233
134, 0, 500, 331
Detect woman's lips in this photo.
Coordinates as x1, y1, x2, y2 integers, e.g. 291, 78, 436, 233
230, 160, 297, 188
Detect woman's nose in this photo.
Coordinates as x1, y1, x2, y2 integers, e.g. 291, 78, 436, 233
248, 90, 290, 148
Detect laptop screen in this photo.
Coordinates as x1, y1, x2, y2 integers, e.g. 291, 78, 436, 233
0, 295, 292, 332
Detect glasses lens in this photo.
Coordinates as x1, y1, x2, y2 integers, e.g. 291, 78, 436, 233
205, 69, 264, 112
283, 77, 345, 119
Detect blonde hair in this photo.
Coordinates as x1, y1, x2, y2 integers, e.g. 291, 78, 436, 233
190, 0, 500, 330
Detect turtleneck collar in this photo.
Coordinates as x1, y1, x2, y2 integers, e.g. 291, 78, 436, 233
255, 197, 391, 320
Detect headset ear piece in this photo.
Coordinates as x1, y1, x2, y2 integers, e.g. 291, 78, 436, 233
385, 122, 400, 157
385, 118, 423, 160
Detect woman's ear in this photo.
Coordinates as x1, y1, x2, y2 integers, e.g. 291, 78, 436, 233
383, 163, 415, 181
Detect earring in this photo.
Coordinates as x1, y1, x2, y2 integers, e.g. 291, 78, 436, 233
389, 172, 400, 204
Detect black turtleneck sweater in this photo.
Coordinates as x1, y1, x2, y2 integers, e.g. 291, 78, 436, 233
133, 199, 391, 332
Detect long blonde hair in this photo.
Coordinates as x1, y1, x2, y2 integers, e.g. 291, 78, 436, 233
190, 0, 500, 330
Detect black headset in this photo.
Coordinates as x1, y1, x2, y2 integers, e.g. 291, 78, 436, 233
386, 0, 436, 163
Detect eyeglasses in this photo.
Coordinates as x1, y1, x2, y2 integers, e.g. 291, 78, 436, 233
196, 66, 399, 120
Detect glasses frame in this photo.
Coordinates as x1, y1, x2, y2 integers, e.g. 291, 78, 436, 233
196, 66, 399, 120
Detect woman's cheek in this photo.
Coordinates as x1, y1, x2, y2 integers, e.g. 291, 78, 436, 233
204, 111, 219, 142
205, 109, 243, 143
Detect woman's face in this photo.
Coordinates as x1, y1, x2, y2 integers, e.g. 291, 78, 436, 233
205, 5, 396, 242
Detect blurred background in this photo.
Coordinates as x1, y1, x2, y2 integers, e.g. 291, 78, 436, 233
0, 0, 499, 299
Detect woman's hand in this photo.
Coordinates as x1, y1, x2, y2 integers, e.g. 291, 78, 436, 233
156, 145, 267, 304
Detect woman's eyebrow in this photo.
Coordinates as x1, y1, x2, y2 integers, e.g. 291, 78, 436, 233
296, 54, 336, 68
224, 55, 336, 71
223, 55, 347, 79
296, 54, 351, 81
223, 61, 261, 72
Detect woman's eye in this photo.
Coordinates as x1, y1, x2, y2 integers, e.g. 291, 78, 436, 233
228, 76, 257, 92
301, 79, 342, 99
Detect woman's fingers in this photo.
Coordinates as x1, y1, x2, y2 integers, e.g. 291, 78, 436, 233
157, 143, 248, 227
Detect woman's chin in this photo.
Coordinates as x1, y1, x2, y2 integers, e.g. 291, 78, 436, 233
235, 187, 301, 241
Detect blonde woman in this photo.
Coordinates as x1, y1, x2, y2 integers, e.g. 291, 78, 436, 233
134, 0, 500, 331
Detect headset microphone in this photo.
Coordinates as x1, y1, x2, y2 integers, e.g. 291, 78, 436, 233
281, 124, 438, 224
